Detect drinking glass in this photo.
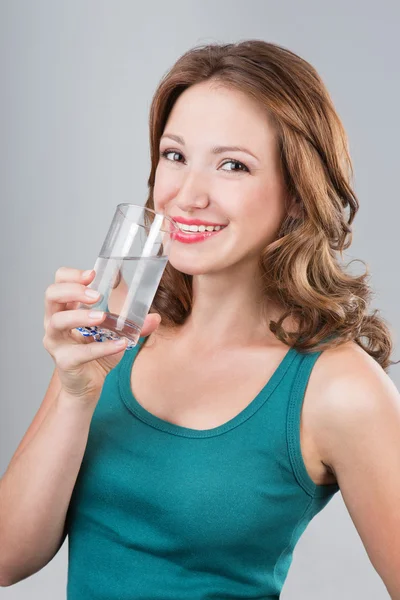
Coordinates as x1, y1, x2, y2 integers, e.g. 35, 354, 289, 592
76, 203, 178, 349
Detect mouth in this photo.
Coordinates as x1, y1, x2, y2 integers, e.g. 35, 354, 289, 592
170, 218, 228, 244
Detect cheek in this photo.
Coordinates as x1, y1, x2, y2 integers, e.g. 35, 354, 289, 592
232, 185, 286, 242
153, 166, 181, 212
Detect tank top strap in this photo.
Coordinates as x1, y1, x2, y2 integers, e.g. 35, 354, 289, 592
286, 345, 339, 498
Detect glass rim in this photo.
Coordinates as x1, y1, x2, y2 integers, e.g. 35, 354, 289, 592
116, 203, 179, 232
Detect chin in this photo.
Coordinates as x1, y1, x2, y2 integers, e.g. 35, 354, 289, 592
167, 251, 222, 276
168, 259, 215, 276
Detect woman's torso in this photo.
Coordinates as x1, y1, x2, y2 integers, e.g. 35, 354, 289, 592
129, 326, 338, 487
66, 314, 342, 599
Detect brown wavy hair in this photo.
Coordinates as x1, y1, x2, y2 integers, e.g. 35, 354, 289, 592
144, 39, 398, 372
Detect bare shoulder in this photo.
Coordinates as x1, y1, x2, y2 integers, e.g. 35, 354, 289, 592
307, 339, 400, 470
311, 338, 397, 408
308, 338, 395, 407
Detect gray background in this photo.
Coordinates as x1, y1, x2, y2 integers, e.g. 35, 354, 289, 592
0, 0, 399, 598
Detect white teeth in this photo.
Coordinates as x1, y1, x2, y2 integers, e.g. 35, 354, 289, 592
177, 223, 226, 233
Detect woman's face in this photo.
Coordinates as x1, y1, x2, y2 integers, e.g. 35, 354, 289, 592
154, 80, 294, 276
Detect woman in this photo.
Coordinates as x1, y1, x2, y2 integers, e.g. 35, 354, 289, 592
1, 40, 399, 599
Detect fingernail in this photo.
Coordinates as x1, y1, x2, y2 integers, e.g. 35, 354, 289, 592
88, 310, 104, 320
82, 270, 93, 279
85, 288, 100, 299
114, 338, 126, 347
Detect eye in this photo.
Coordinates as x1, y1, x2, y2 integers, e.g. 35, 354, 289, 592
160, 150, 185, 163
220, 159, 249, 173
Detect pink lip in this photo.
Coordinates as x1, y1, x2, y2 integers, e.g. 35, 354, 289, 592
171, 216, 227, 227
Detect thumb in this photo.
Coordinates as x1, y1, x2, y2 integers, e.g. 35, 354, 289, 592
140, 312, 162, 337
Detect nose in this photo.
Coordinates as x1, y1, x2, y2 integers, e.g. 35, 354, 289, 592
174, 170, 210, 212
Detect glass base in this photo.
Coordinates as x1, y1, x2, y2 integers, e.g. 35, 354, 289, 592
75, 312, 141, 349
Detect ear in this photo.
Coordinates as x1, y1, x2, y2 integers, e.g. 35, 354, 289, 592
288, 196, 302, 220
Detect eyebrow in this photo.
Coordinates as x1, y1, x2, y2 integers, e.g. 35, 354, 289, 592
160, 133, 259, 162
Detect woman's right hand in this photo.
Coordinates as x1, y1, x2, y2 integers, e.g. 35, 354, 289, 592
42, 267, 161, 402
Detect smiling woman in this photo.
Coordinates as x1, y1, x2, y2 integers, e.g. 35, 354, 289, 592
2, 38, 400, 600
62, 40, 400, 600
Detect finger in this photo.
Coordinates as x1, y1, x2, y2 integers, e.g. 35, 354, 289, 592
140, 313, 161, 338
55, 267, 96, 311
53, 337, 129, 370
55, 267, 96, 284
44, 283, 101, 329
47, 308, 107, 342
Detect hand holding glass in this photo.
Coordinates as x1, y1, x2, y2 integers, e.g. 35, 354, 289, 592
76, 204, 178, 348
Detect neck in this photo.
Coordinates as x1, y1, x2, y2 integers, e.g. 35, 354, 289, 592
175, 261, 287, 348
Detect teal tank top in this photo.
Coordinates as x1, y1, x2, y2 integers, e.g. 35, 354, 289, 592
65, 337, 339, 599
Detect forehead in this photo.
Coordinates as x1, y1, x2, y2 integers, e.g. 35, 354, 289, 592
164, 81, 277, 153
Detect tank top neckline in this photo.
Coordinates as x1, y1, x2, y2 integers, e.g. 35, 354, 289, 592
118, 337, 300, 438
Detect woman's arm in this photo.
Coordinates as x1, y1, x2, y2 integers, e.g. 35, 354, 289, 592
313, 345, 400, 599
0, 389, 97, 586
